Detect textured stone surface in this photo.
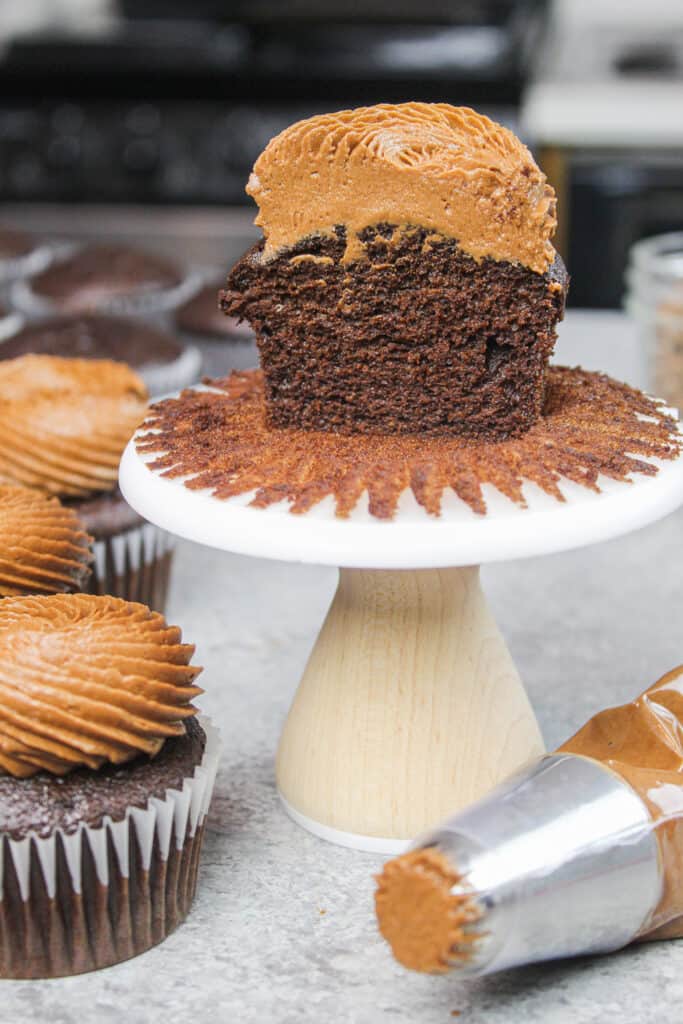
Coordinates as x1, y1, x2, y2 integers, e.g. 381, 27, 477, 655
3, 311, 682, 1021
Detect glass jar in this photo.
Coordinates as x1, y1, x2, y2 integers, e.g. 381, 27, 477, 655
625, 232, 683, 413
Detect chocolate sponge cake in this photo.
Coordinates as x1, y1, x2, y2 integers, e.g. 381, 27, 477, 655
221, 103, 568, 439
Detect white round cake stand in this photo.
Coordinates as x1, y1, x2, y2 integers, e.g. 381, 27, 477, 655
120, 435, 683, 854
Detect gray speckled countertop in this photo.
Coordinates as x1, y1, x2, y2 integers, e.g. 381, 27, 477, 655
5, 311, 683, 1024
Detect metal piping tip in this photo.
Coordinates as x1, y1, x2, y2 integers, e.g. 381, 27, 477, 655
376, 754, 663, 976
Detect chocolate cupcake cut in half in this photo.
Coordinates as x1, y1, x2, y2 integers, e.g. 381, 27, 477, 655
0, 354, 174, 610
0, 485, 93, 597
12, 242, 196, 318
1, 312, 202, 397
0, 593, 220, 978
221, 103, 568, 440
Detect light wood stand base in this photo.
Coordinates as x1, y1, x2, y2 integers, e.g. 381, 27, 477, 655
276, 566, 544, 851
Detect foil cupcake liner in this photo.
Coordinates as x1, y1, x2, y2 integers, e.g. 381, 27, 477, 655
9, 263, 203, 320
191, 336, 259, 379
0, 243, 55, 285
141, 343, 203, 397
87, 522, 175, 612
0, 717, 221, 979
0, 309, 24, 342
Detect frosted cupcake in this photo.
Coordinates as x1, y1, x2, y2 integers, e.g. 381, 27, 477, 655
0, 593, 220, 978
0, 485, 93, 596
0, 354, 174, 610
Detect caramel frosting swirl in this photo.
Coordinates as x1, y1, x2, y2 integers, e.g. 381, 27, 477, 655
0, 593, 202, 778
248, 102, 557, 274
0, 355, 148, 498
0, 486, 93, 597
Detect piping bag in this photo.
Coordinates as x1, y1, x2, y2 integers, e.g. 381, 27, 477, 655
375, 666, 683, 975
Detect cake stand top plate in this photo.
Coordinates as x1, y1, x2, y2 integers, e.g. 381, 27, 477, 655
119, 433, 683, 569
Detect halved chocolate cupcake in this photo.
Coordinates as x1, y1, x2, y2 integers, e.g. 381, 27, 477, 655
0, 354, 174, 610
0, 593, 220, 978
0, 485, 93, 596
222, 103, 567, 439
0, 312, 202, 397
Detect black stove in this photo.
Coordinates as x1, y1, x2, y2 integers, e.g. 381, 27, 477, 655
0, 1, 546, 206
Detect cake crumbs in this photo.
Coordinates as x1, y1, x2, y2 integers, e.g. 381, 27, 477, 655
137, 367, 682, 521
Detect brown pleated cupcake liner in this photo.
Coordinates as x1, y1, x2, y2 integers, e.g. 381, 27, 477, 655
0, 717, 220, 979
87, 522, 175, 612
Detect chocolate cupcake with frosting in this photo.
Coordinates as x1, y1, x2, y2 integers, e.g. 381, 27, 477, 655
0, 485, 93, 596
11, 242, 198, 318
0, 593, 220, 978
0, 354, 175, 610
1, 312, 202, 397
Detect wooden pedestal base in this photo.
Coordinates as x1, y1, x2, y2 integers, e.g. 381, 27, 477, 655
276, 566, 544, 851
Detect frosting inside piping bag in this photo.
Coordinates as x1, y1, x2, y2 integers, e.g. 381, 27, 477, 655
376, 666, 683, 970
561, 665, 683, 937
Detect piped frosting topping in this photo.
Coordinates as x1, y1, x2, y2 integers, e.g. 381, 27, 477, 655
0, 594, 202, 778
0, 486, 93, 597
0, 355, 148, 498
248, 102, 557, 274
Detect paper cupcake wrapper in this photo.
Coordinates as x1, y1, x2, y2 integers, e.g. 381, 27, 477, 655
141, 343, 203, 397
10, 267, 203, 319
0, 716, 221, 979
87, 522, 176, 612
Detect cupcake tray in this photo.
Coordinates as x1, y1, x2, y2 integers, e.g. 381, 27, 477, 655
120, 387, 683, 854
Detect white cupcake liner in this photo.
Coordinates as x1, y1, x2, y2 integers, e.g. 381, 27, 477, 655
0, 716, 221, 978
89, 522, 176, 611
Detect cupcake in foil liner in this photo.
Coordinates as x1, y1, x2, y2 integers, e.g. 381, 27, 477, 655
0, 716, 221, 979
0, 227, 56, 285
174, 277, 258, 379
0, 307, 24, 342
142, 343, 203, 397
0, 311, 202, 398
87, 522, 176, 612
9, 242, 201, 319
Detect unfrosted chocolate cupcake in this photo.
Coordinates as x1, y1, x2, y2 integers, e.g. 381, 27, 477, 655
175, 279, 256, 377
0, 354, 175, 610
12, 242, 197, 317
1, 312, 202, 396
0, 593, 220, 978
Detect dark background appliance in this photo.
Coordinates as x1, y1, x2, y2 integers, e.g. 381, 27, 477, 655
0, 1, 545, 206
566, 151, 683, 309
